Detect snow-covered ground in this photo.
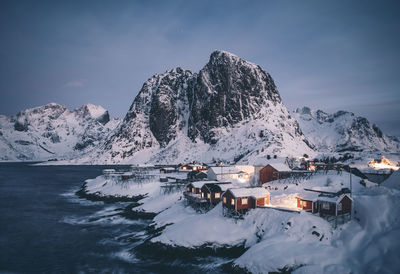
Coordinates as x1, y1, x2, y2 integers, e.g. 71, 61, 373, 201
82, 170, 185, 213
80, 168, 400, 273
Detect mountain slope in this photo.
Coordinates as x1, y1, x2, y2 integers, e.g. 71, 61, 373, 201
293, 106, 399, 154
80, 50, 314, 164
0, 103, 120, 161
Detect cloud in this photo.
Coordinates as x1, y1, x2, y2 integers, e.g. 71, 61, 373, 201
63, 79, 87, 87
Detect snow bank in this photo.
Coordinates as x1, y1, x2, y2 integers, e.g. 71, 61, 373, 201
381, 170, 400, 190
234, 187, 400, 273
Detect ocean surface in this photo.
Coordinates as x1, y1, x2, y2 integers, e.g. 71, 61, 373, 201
0, 163, 237, 273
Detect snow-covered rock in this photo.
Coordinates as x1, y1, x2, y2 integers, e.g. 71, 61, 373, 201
293, 106, 399, 154
0, 103, 120, 161
76, 50, 314, 164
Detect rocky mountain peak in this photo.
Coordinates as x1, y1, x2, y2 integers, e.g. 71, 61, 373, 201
188, 51, 283, 143
77, 104, 110, 125
94, 50, 314, 164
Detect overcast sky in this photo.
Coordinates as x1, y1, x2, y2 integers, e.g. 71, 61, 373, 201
0, 0, 399, 135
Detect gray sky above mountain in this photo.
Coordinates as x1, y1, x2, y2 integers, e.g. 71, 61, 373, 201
0, 0, 399, 136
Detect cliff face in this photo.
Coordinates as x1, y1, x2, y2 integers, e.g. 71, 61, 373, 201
87, 50, 314, 164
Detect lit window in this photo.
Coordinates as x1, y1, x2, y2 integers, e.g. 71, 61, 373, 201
192, 188, 195, 193
242, 198, 248, 205
201, 193, 204, 198
337, 203, 342, 211
231, 199, 235, 206
223, 197, 227, 203
215, 193, 220, 198
207, 193, 210, 199
187, 187, 190, 192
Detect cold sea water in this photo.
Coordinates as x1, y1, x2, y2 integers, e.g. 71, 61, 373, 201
0, 163, 241, 273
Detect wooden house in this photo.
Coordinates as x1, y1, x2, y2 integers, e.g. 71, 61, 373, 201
184, 181, 208, 204
317, 194, 353, 216
201, 182, 233, 205
222, 187, 270, 213
259, 163, 292, 183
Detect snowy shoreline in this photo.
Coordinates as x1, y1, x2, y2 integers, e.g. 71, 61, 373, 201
77, 170, 400, 273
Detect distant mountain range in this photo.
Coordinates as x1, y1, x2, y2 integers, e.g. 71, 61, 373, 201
293, 107, 399, 154
0, 51, 398, 164
0, 103, 120, 161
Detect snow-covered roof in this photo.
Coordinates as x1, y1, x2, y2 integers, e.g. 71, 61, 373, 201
317, 194, 353, 204
296, 191, 320, 201
228, 187, 270, 199
188, 180, 219, 188
204, 183, 234, 192
268, 163, 292, 172
209, 166, 242, 175
161, 167, 176, 171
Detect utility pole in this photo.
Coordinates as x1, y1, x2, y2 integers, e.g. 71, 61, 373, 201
349, 166, 352, 198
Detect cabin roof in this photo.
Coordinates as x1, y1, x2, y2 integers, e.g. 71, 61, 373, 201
204, 183, 233, 192
190, 181, 207, 188
317, 194, 353, 204
228, 187, 270, 199
296, 191, 320, 201
161, 167, 176, 171
268, 163, 292, 172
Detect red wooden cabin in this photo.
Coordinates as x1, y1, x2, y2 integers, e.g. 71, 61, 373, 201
222, 187, 270, 212
317, 194, 353, 216
201, 182, 232, 205
259, 164, 292, 183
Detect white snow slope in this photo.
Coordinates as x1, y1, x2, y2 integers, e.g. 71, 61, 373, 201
0, 103, 120, 161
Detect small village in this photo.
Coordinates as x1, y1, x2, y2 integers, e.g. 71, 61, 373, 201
101, 155, 398, 227
176, 158, 355, 225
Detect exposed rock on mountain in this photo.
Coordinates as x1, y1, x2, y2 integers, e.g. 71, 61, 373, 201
86, 50, 314, 164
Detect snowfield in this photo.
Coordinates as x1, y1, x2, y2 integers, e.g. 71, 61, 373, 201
81, 169, 400, 273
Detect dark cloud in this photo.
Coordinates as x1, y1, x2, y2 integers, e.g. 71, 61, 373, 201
0, 0, 399, 135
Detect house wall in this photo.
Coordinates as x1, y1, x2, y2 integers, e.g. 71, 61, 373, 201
187, 184, 201, 194
211, 192, 223, 204
337, 196, 352, 215
236, 196, 254, 210
298, 198, 313, 211
256, 195, 269, 207
318, 201, 336, 215
259, 165, 278, 183
222, 191, 236, 210
201, 185, 209, 200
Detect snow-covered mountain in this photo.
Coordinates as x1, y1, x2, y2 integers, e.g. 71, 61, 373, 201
78, 50, 314, 164
293, 106, 400, 154
0, 103, 120, 161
